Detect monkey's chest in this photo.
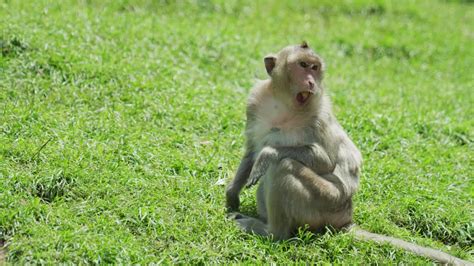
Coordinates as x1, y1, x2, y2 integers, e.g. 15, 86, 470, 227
249, 98, 312, 152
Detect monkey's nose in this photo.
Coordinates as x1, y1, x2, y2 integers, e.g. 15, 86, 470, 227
308, 81, 314, 89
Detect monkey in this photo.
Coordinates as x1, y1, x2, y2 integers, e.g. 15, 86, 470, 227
225, 42, 472, 265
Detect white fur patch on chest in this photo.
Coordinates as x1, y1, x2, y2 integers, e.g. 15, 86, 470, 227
248, 97, 312, 152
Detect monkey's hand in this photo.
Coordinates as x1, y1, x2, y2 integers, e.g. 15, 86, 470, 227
246, 146, 278, 188
226, 151, 255, 211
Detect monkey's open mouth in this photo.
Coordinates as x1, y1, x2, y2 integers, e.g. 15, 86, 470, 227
296, 91, 313, 105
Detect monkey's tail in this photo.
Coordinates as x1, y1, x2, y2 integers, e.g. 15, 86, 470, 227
351, 226, 473, 265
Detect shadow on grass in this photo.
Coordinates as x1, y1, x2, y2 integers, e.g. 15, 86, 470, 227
0, 239, 6, 264
1, 37, 28, 57
391, 205, 473, 248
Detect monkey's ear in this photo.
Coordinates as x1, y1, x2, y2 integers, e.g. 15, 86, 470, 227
264, 55, 276, 76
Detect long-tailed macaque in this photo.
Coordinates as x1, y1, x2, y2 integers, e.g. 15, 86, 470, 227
225, 42, 471, 265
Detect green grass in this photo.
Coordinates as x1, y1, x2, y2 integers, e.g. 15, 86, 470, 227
1, 0, 473, 264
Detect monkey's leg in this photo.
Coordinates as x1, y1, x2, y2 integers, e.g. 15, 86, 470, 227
266, 210, 293, 241
256, 180, 267, 222
265, 158, 349, 240
264, 160, 301, 240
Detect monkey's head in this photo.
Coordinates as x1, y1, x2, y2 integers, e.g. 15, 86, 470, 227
264, 42, 325, 107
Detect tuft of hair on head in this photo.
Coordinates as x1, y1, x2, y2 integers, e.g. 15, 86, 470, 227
300, 41, 309, 49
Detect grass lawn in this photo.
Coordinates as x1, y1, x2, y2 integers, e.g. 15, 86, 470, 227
1, 0, 473, 264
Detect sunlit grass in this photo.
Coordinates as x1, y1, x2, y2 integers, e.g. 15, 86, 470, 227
0, 0, 472, 263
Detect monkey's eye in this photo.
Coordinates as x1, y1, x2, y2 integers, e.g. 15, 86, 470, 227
312, 64, 319, 71
299, 61, 309, 68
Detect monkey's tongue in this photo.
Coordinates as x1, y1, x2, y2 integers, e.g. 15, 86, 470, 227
296, 92, 311, 104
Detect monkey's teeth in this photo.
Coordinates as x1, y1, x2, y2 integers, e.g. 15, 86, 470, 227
296, 92, 311, 104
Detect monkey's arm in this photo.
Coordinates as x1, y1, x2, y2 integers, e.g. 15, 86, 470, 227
226, 105, 258, 211
247, 144, 333, 187
226, 150, 255, 211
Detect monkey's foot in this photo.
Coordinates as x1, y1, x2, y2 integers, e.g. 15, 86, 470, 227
228, 212, 270, 237
227, 212, 245, 220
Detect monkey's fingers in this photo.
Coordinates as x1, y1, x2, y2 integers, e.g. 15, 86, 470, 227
246, 179, 258, 188
246, 176, 258, 188
246, 169, 266, 188
247, 156, 271, 187
246, 170, 263, 188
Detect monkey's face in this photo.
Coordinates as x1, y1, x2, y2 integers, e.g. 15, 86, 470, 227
264, 43, 324, 107
286, 52, 323, 106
